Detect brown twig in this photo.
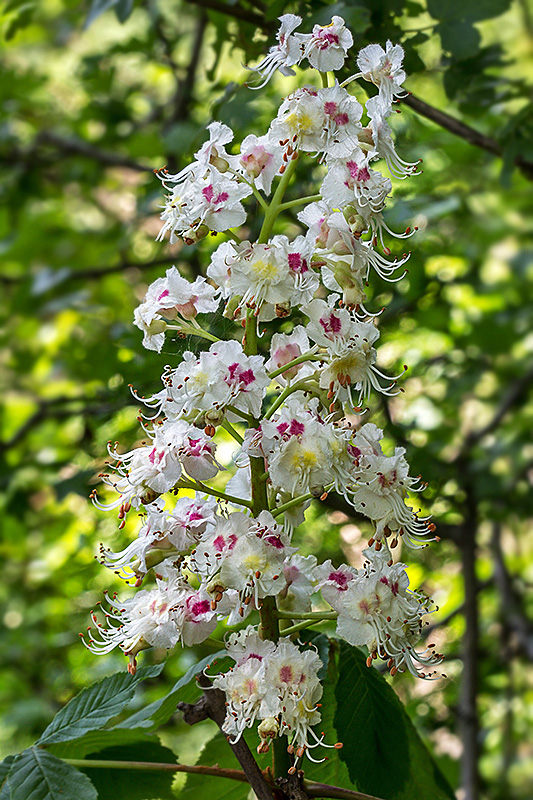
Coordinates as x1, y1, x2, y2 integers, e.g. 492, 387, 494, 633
457, 471, 480, 800
36, 131, 153, 173
462, 365, 533, 449
179, 674, 276, 800
0, 256, 178, 286
401, 94, 533, 181
183, 0, 273, 30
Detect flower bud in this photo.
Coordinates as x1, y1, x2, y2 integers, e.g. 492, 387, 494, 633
210, 153, 230, 173
258, 717, 279, 740
205, 408, 226, 427
145, 319, 167, 335
275, 301, 291, 318
223, 295, 243, 320
140, 489, 161, 505
183, 224, 210, 245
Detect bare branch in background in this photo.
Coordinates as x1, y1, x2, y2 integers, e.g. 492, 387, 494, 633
458, 472, 480, 800
402, 95, 533, 181
184, 0, 273, 30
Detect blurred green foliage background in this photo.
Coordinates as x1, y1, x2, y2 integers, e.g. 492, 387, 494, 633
0, 1, 532, 798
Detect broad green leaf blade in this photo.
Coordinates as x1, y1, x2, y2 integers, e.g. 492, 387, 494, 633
78, 741, 177, 800
7, 747, 97, 800
116, 652, 226, 731
46, 728, 159, 760
302, 640, 353, 790
0, 755, 16, 799
114, 0, 134, 23
84, 0, 119, 28
334, 642, 454, 800
38, 664, 163, 745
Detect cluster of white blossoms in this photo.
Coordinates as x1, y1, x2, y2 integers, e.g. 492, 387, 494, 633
87, 16, 443, 766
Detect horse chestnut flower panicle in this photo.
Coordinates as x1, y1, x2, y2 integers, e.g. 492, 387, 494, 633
88, 13, 444, 774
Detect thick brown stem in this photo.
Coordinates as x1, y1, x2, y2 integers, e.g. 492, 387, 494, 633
179, 674, 275, 800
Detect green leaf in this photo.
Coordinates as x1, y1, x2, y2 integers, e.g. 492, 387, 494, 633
115, 652, 226, 731
46, 728, 160, 761
0, 755, 16, 798
334, 642, 455, 800
37, 664, 163, 745
427, 0, 511, 22
3, 2, 34, 40
7, 747, 97, 800
78, 740, 177, 800
114, 0, 135, 23
0, 756, 15, 785
85, 0, 120, 28
436, 21, 480, 58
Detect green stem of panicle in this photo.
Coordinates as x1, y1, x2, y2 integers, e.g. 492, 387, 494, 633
242, 158, 302, 780
267, 351, 322, 380
258, 155, 299, 244
278, 193, 322, 211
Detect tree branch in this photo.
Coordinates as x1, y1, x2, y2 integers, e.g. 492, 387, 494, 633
304, 782, 387, 800
178, 674, 276, 800
168, 12, 208, 127
463, 365, 533, 448
0, 394, 133, 452
183, 0, 273, 30
0, 256, 178, 286
457, 469, 480, 800
401, 94, 533, 181
35, 131, 152, 172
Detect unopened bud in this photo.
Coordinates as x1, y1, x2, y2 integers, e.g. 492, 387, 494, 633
183, 224, 210, 245
223, 295, 242, 320
205, 407, 226, 427
146, 319, 167, 335
258, 717, 279, 740
141, 489, 161, 505
210, 154, 230, 172
275, 301, 291, 318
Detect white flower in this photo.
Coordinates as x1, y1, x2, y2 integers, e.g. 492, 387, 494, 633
82, 571, 218, 673
92, 441, 183, 511
229, 240, 295, 309
158, 339, 270, 422
270, 85, 362, 158
364, 96, 421, 179
248, 14, 304, 88
301, 17, 353, 72
348, 425, 437, 547
278, 553, 318, 613
321, 151, 392, 214
157, 170, 252, 245
100, 498, 216, 580
305, 298, 404, 408
219, 511, 296, 608
134, 268, 219, 352
356, 41, 406, 105
257, 394, 354, 498
265, 326, 315, 385
239, 133, 284, 194
270, 86, 325, 153
315, 559, 358, 611
335, 550, 443, 678
224, 625, 276, 666
187, 511, 251, 580
214, 632, 327, 759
